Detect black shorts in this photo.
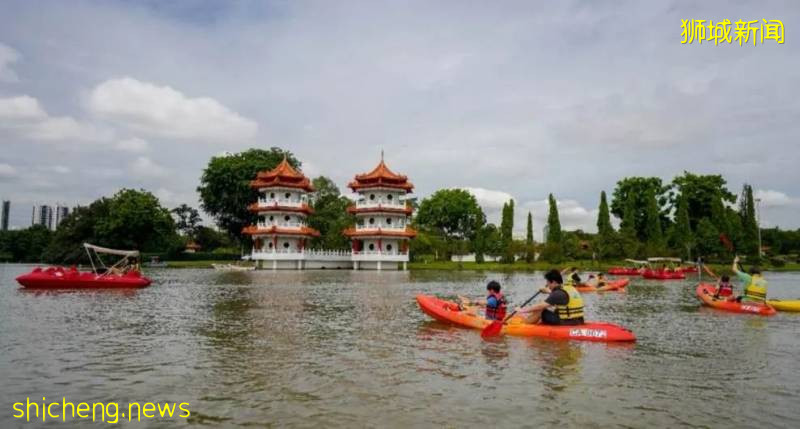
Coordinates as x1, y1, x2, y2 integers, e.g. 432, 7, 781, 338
541, 311, 584, 326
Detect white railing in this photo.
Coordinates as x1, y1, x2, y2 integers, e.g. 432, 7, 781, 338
257, 222, 305, 229
353, 250, 408, 255
356, 224, 406, 231
257, 198, 305, 208
355, 199, 407, 209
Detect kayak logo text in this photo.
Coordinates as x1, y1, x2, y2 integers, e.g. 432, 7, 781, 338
569, 329, 608, 339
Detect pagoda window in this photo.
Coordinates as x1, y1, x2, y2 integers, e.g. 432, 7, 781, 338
268, 242, 274, 249
285, 192, 291, 199
369, 194, 375, 201
269, 215, 274, 221
259, 216, 265, 224
368, 243, 375, 251
357, 219, 364, 226
387, 194, 393, 201
283, 242, 290, 249
284, 215, 291, 222
386, 218, 392, 225
386, 244, 393, 252
369, 218, 375, 225
270, 192, 276, 199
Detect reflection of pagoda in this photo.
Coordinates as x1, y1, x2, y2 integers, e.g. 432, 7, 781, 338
344, 155, 416, 270
243, 157, 324, 269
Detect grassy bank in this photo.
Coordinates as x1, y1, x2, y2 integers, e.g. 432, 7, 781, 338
163, 260, 254, 269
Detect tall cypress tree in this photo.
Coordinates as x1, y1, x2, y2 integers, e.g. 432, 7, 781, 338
525, 211, 534, 262
597, 191, 613, 236
500, 199, 515, 263
544, 194, 563, 262
620, 192, 639, 258
739, 184, 759, 260
673, 194, 693, 260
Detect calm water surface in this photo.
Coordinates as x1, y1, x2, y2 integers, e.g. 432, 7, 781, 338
1, 264, 799, 428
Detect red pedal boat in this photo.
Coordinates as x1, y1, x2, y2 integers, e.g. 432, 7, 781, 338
642, 269, 685, 280
15, 243, 151, 289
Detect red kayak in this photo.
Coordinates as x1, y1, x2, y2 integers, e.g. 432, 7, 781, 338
608, 267, 641, 276
695, 284, 776, 316
416, 294, 636, 342
642, 269, 685, 280
16, 266, 151, 289
576, 278, 629, 292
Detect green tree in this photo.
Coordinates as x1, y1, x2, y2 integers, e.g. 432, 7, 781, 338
525, 211, 534, 263
415, 189, 486, 259
193, 226, 234, 252
619, 192, 640, 258
307, 176, 354, 250
739, 184, 760, 260
671, 194, 693, 260
171, 204, 201, 238
594, 191, 616, 260
671, 172, 736, 230
643, 189, 665, 255
610, 177, 670, 240
198, 148, 299, 240
500, 199, 515, 263
695, 218, 723, 259
542, 194, 563, 263
0, 225, 53, 262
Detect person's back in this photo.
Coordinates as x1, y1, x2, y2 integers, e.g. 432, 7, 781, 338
543, 284, 584, 326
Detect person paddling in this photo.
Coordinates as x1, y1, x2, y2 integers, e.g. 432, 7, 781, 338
516, 269, 585, 325
733, 256, 768, 303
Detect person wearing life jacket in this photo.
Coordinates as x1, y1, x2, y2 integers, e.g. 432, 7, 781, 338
714, 275, 734, 299
457, 280, 507, 320
484, 280, 507, 321
516, 269, 585, 326
733, 256, 768, 303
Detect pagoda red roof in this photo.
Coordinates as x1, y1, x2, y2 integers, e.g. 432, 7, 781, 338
242, 225, 321, 237
348, 160, 413, 192
248, 202, 314, 214
342, 226, 417, 238
251, 158, 315, 192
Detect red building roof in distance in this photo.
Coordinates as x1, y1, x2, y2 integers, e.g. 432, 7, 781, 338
348, 159, 414, 191
251, 157, 315, 192
242, 225, 321, 237
342, 226, 417, 238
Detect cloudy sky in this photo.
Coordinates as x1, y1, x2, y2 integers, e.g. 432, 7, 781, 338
1, 1, 798, 237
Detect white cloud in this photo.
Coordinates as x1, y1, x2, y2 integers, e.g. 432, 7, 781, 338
462, 187, 515, 210
129, 156, 168, 179
0, 43, 20, 82
0, 163, 17, 179
115, 137, 150, 153
88, 77, 258, 142
0, 95, 111, 142
43, 165, 71, 174
0, 96, 46, 119
754, 189, 796, 208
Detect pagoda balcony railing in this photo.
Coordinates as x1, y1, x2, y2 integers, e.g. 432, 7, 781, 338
355, 200, 407, 209
250, 248, 353, 261
257, 222, 306, 229
352, 250, 408, 255
351, 250, 409, 262
257, 198, 306, 208
355, 224, 406, 231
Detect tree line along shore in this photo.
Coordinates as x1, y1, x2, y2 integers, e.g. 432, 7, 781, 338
2, 147, 799, 271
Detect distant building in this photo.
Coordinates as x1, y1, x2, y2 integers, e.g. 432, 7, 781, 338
1, 200, 9, 231
54, 205, 70, 229
32, 205, 54, 230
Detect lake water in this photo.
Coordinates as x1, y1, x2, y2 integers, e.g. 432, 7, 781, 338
1, 264, 799, 428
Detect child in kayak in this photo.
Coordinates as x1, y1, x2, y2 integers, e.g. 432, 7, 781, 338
587, 273, 608, 288
714, 275, 734, 299
458, 280, 508, 320
516, 269, 585, 325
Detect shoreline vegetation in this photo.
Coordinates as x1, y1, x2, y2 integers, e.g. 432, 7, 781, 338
156, 259, 800, 273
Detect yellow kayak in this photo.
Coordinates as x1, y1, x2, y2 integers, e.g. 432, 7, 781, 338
766, 300, 800, 312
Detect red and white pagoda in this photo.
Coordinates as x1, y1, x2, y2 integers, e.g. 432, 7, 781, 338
344, 156, 416, 270
243, 157, 325, 269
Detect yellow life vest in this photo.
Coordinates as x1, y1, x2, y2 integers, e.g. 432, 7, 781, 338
743, 275, 768, 303
555, 285, 584, 320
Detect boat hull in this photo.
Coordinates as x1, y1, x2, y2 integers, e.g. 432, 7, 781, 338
696, 284, 776, 316
16, 267, 151, 289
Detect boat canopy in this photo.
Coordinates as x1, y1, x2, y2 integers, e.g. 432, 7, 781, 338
83, 243, 140, 257
625, 259, 649, 265
647, 257, 682, 263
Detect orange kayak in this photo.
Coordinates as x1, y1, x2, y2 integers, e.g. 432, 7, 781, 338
695, 284, 776, 316
416, 294, 636, 342
576, 278, 629, 293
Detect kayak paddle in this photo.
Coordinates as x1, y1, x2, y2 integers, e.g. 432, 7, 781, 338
481, 290, 543, 339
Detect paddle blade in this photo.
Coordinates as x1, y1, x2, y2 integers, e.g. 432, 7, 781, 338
480, 320, 504, 338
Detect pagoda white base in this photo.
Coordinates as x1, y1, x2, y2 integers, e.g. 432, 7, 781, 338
249, 250, 409, 271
